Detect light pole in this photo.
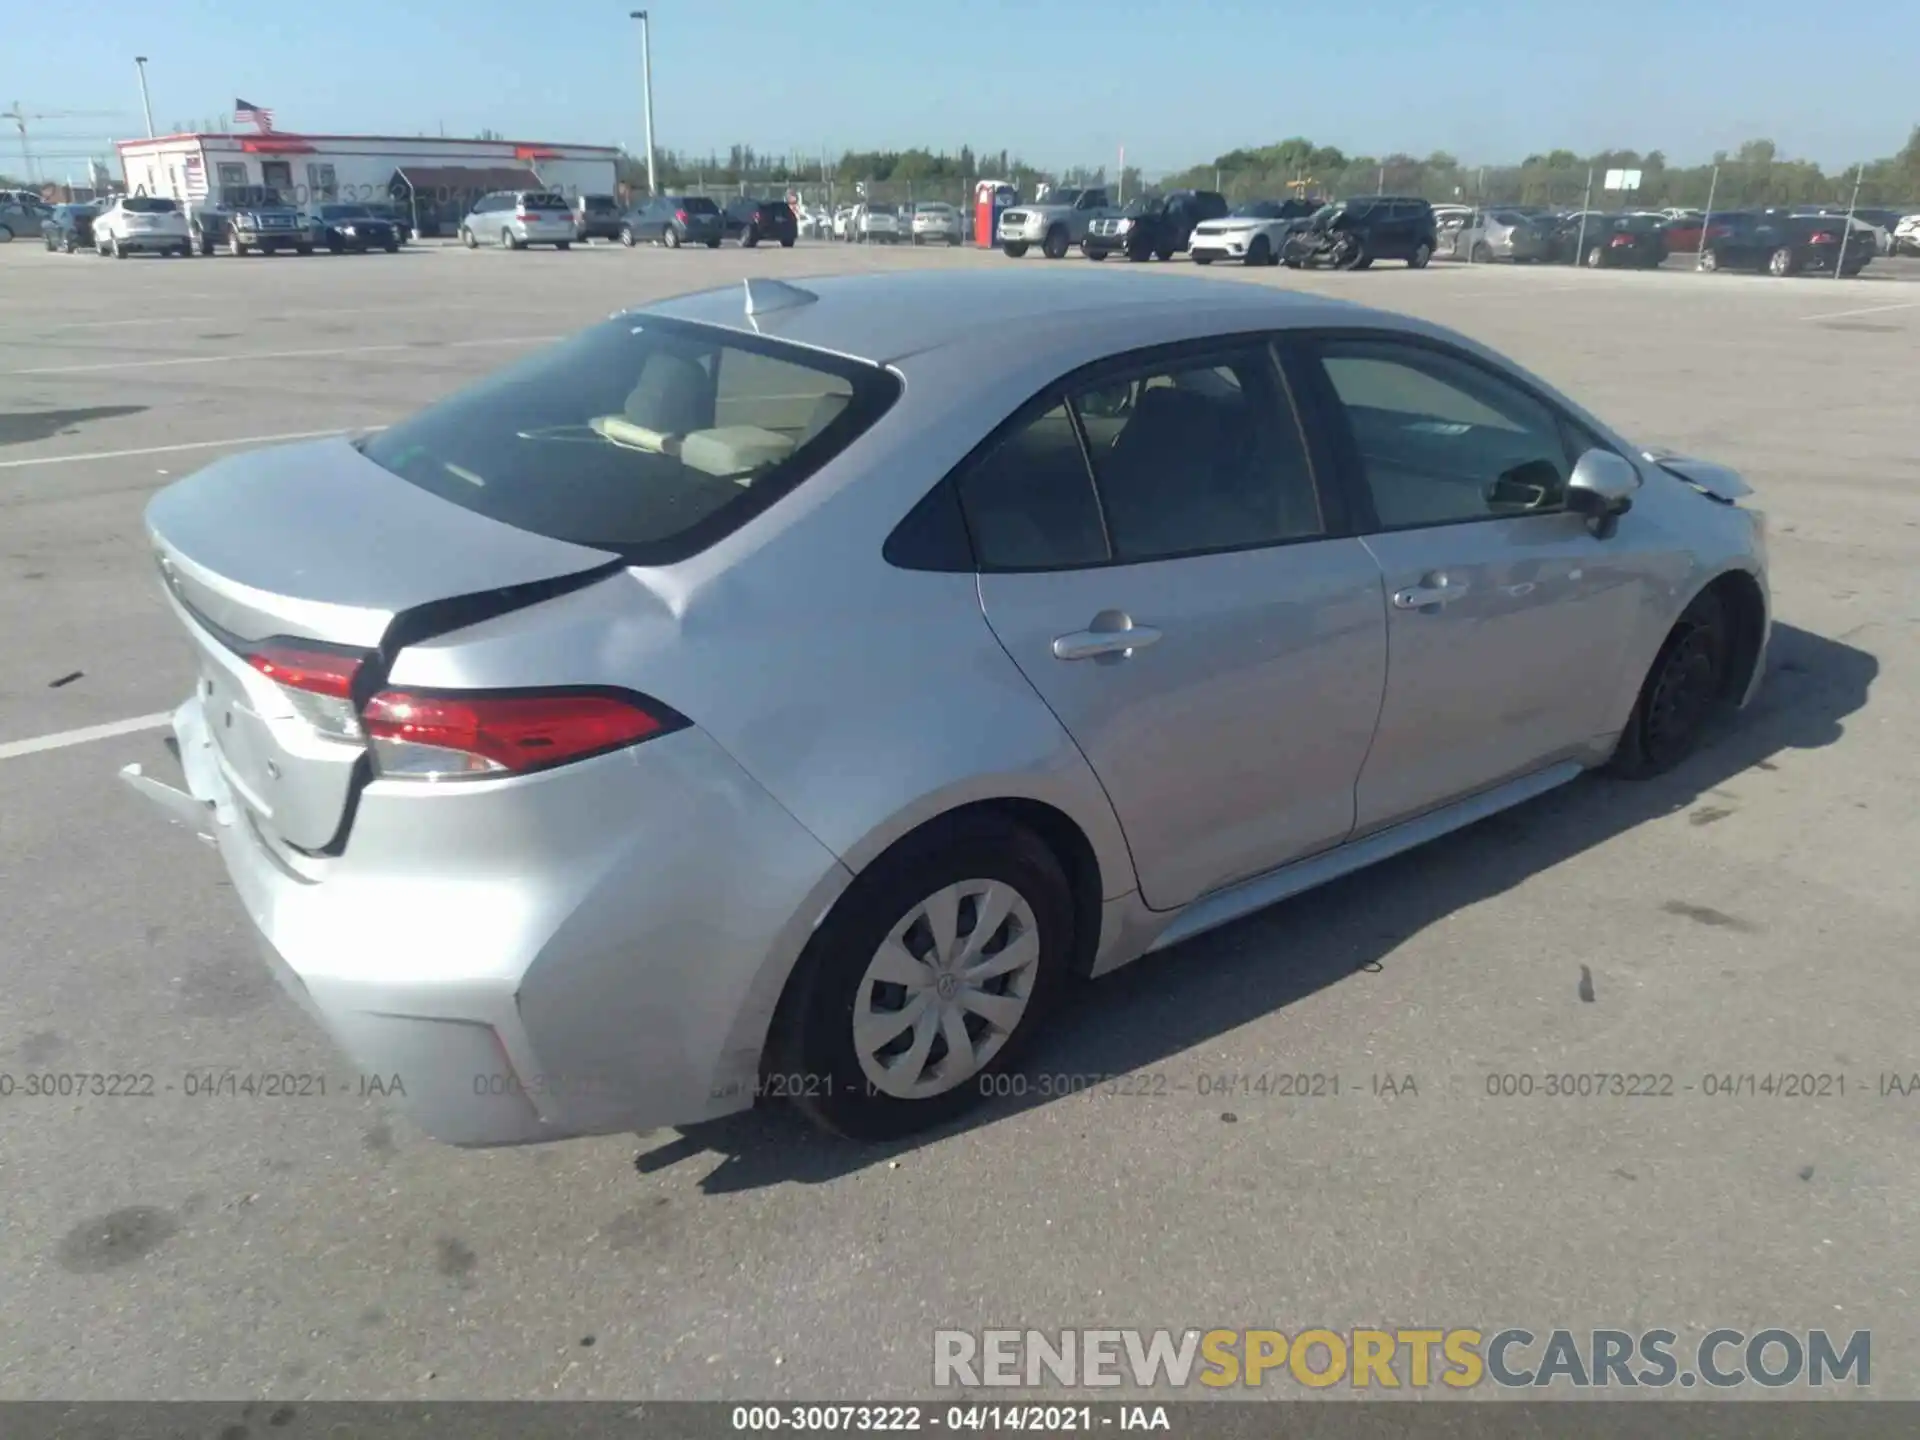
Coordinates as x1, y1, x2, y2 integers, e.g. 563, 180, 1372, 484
629, 11, 657, 197
133, 56, 155, 137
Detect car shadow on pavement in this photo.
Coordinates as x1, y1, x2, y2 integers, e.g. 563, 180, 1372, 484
648, 621, 1876, 1192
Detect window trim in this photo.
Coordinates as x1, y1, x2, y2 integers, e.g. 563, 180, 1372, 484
934, 334, 1349, 576
1285, 328, 1598, 538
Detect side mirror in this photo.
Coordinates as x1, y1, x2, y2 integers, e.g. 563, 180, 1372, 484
1565, 448, 1642, 538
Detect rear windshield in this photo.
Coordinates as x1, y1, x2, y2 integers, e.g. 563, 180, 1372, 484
679, 196, 719, 215
124, 196, 178, 213
583, 195, 617, 212
523, 193, 569, 210
359, 317, 903, 564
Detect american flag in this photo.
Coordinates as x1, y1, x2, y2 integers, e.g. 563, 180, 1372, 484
233, 98, 275, 133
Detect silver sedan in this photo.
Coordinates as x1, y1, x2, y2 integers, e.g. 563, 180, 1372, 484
121, 269, 1769, 1144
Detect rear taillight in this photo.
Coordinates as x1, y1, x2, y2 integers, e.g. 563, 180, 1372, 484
361, 688, 682, 780
1610, 233, 1633, 247
1810, 231, 1836, 244
675, 208, 688, 223
245, 640, 368, 741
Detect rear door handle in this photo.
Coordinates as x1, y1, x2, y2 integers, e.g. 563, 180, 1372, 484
1392, 573, 1467, 611
1052, 622, 1162, 661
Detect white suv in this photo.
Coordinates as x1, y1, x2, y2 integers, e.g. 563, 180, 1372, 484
93, 195, 193, 257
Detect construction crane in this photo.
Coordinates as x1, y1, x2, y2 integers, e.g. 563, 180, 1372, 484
3, 105, 123, 186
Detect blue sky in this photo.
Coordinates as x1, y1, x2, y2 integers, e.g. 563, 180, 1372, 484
9, 0, 1917, 176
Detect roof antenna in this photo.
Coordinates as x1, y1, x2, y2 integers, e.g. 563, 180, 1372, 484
743, 278, 818, 321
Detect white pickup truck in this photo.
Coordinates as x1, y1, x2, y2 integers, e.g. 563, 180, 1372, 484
997, 186, 1116, 259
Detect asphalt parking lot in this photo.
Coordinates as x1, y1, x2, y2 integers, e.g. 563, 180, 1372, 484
1, 236, 1917, 1402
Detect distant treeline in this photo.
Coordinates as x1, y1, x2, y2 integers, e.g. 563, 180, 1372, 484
616, 130, 1920, 208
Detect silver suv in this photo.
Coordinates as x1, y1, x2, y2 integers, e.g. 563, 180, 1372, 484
459, 190, 575, 250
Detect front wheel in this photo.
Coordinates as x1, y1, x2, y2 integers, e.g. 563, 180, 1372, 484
1001, 241, 1029, 257
1041, 227, 1070, 260
1081, 243, 1105, 261
770, 813, 1072, 1141
1606, 589, 1730, 779
501, 228, 520, 251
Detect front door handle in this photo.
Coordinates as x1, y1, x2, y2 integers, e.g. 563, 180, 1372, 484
1052, 615, 1161, 661
1392, 572, 1467, 611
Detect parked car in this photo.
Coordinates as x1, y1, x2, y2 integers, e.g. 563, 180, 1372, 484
40, 203, 99, 253
832, 205, 858, 240
1283, 195, 1436, 269
223, 194, 312, 255
1894, 213, 1920, 256
1082, 189, 1230, 262
722, 196, 798, 248
1548, 211, 1669, 268
1187, 198, 1316, 266
909, 201, 963, 246
306, 202, 401, 254
1795, 207, 1902, 256
91, 194, 193, 258
121, 269, 1769, 1146
0, 190, 49, 242
459, 190, 575, 250
358, 200, 413, 243
1697, 213, 1876, 276
574, 193, 623, 242
1444, 208, 1554, 263
997, 185, 1115, 258
620, 194, 724, 248
1661, 211, 1751, 256
853, 202, 901, 243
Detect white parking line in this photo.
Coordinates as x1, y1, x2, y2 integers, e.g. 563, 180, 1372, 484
0, 713, 172, 763
1, 334, 560, 377
0, 426, 388, 470
0, 304, 423, 337
1799, 299, 1920, 322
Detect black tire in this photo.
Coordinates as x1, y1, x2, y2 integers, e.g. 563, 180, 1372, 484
555, 241, 570, 251
620, 225, 636, 247
43, 235, 55, 251
741, 226, 759, 248
384, 239, 399, 253
1606, 589, 1730, 779
663, 226, 681, 249
461, 227, 477, 249
1246, 236, 1272, 267
1042, 226, 1069, 260
1408, 241, 1432, 269
1002, 241, 1028, 257
1082, 244, 1106, 261
1840, 262, 1864, 277
706, 238, 720, 249
1470, 240, 1492, 263
501, 228, 520, 251
771, 812, 1074, 1141
1697, 247, 1719, 273
780, 236, 794, 248
295, 243, 313, 256
1193, 255, 1213, 265
64, 234, 78, 254
1586, 244, 1607, 268
1766, 246, 1796, 277
227, 234, 246, 257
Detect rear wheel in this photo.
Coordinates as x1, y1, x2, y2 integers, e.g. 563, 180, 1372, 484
1154, 248, 1174, 262
1002, 241, 1029, 257
1586, 244, 1607, 268
227, 234, 247, 257
110, 235, 126, 259
780, 236, 794, 247
1767, 245, 1796, 276
1606, 589, 1730, 779
500, 228, 519, 251
741, 225, 759, 248
461, 227, 477, 249
1408, 241, 1432, 269
771, 813, 1073, 1141
1470, 240, 1492, 263
1245, 236, 1271, 267
1193, 254, 1214, 265
620, 225, 636, 247
555, 240, 570, 251
1697, 247, 1720, 272
1042, 226, 1069, 260
663, 227, 681, 248
1082, 243, 1105, 261
705, 237, 721, 248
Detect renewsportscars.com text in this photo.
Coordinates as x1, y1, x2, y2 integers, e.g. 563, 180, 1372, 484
933, 1327, 1870, 1390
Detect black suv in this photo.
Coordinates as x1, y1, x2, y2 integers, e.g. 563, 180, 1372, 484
1699, 213, 1875, 277
1283, 195, 1437, 269
574, 193, 622, 242
721, 197, 798, 247
1080, 189, 1229, 261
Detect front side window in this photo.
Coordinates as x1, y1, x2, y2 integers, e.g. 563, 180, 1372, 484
359, 318, 900, 563
1314, 338, 1574, 529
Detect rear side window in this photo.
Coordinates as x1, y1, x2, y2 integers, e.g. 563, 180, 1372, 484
359, 317, 902, 564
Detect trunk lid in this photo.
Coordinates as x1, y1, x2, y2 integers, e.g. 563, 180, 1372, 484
146, 437, 621, 852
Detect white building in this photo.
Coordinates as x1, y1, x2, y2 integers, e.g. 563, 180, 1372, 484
113, 131, 621, 234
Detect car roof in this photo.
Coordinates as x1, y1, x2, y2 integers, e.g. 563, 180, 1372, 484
641, 268, 1371, 367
